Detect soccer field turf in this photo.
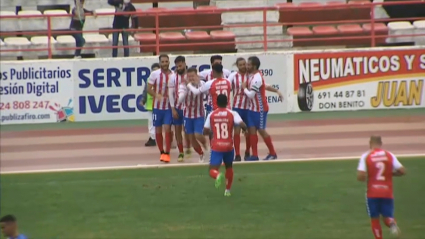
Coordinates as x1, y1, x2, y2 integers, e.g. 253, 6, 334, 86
1, 158, 425, 239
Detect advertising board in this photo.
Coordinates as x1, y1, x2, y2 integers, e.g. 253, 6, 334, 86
292, 49, 425, 112
0, 61, 74, 125
73, 53, 288, 122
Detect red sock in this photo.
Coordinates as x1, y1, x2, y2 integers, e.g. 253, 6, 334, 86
225, 168, 234, 190
156, 133, 164, 153
383, 217, 396, 228
263, 136, 276, 155
209, 169, 219, 179
193, 145, 203, 155
371, 219, 383, 239
234, 134, 241, 156
245, 133, 251, 154
165, 132, 172, 152
250, 134, 258, 156
177, 143, 183, 154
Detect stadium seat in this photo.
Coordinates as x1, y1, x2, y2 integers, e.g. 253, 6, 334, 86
287, 27, 314, 47
413, 20, 425, 45
362, 23, 388, 45
337, 24, 364, 45
0, 11, 19, 32
163, 7, 195, 29
195, 6, 221, 30
44, 10, 69, 31
209, 30, 236, 51
107, 34, 138, 53
94, 8, 116, 29
185, 31, 212, 50
138, 8, 166, 29
4, 37, 31, 57
55, 35, 76, 55
30, 36, 57, 56
18, 10, 47, 32
83, 34, 110, 55
312, 25, 340, 46
387, 21, 415, 43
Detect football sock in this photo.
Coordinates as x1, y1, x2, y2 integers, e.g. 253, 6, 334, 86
264, 136, 276, 155
194, 145, 203, 155
371, 218, 383, 239
177, 143, 183, 154
234, 134, 241, 155
383, 217, 396, 228
185, 137, 191, 149
245, 133, 251, 154
165, 131, 172, 152
209, 169, 219, 179
155, 133, 164, 153
250, 134, 259, 156
225, 168, 234, 190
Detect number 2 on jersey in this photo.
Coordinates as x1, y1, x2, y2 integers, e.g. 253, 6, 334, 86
375, 162, 386, 181
216, 89, 228, 97
214, 122, 229, 139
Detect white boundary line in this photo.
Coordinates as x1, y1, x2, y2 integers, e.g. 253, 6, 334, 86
1, 154, 424, 175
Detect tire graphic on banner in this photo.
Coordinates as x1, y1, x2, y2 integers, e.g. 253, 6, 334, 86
297, 83, 314, 111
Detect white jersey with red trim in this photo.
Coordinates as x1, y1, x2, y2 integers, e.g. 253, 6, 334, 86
168, 73, 186, 110
228, 71, 249, 109
246, 72, 269, 112
148, 69, 174, 110
178, 81, 205, 118
198, 68, 232, 110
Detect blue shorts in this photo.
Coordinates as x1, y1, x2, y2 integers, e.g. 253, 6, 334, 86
247, 111, 268, 129
366, 198, 394, 218
210, 149, 235, 166
232, 108, 249, 126
172, 109, 184, 126
152, 109, 172, 127
184, 117, 204, 134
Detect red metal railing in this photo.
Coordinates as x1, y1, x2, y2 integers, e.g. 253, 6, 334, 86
0, 0, 424, 58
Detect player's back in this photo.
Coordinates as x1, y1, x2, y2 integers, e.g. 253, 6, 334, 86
209, 108, 235, 152
210, 78, 232, 110
364, 149, 396, 198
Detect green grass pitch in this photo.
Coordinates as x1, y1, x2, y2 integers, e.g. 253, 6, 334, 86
1, 158, 425, 239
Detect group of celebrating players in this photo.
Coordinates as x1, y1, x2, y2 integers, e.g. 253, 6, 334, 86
146, 54, 283, 196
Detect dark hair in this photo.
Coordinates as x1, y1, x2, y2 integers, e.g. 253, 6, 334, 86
158, 54, 169, 61
217, 94, 228, 108
210, 55, 222, 64
151, 63, 160, 70
234, 57, 245, 66
0, 215, 16, 223
248, 56, 260, 69
187, 67, 198, 74
212, 63, 223, 74
174, 56, 185, 64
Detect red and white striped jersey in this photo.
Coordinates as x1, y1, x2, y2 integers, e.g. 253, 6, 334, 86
188, 78, 232, 110
229, 71, 249, 109
198, 68, 232, 110
148, 69, 174, 110
246, 72, 269, 112
178, 81, 205, 118
204, 108, 243, 152
168, 73, 186, 110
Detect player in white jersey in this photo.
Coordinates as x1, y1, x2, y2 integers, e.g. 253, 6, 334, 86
229, 57, 283, 161
147, 54, 175, 163
177, 67, 208, 162
198, 55, 232, 118
168, 56, 192, 162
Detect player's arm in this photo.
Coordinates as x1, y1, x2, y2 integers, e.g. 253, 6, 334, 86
356, 154, 367, 181
147, 73, 158, 98
391, 153, 406, 176
168, 76, 176, 107
177, 84, 187, 104
203, 113, 212, 135
198, 70, 208, 82
187, 80, 211, 95
227, 72, 236, 90
243, 74, 262, 99
232, 111, 247, 132
265, 84, 283, 100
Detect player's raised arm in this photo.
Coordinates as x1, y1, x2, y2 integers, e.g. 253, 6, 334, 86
265, 84, 283, 100
356, 153, 368, 181
188, 80, 211, 95
390, 153, 406, 176
203, 112, 212, 135
242, 74, 261, 99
